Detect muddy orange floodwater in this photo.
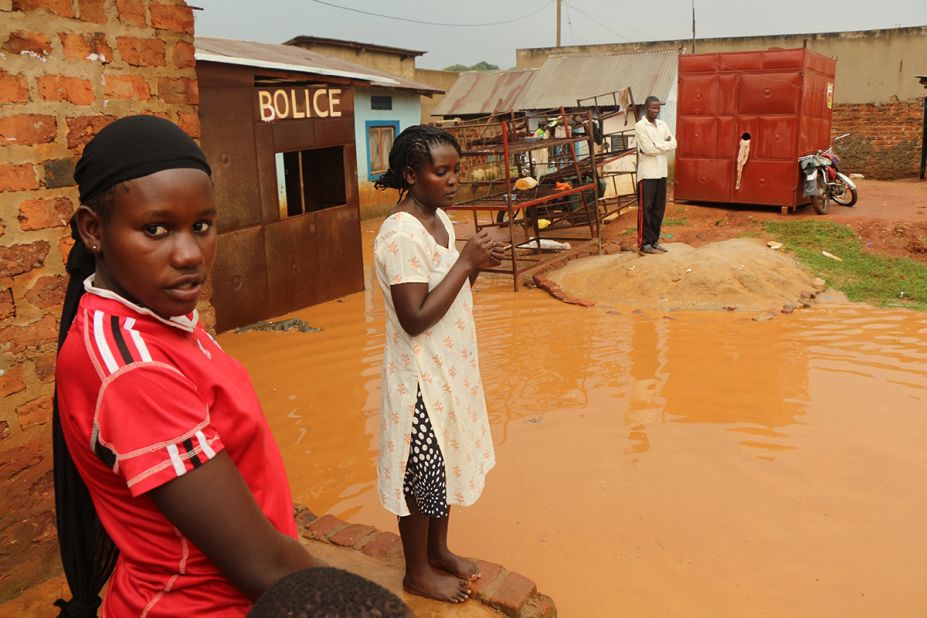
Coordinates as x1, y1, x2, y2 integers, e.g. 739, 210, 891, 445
218, 220, 927, 617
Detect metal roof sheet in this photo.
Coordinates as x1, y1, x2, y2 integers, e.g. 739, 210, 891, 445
431, 69, 538, 117
283, 35, 426, 58
516, 49, 680, 110
195, 37, 443, 94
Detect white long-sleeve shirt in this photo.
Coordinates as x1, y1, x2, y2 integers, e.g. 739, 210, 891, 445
635, 117, 677, 180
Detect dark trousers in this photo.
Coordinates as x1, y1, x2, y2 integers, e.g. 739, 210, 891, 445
637, 178, 667, 248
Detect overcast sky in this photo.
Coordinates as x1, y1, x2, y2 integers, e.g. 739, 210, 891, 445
193, 0, 927, 70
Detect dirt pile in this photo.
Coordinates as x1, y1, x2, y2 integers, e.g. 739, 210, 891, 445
548, 238, 818, 311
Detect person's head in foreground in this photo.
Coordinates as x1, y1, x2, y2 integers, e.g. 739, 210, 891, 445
247, 567, 413, 618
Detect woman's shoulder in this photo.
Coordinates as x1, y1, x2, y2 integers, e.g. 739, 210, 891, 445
376, 211, 428, 245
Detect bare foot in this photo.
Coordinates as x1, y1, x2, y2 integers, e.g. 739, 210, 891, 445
429, 548, 482, 581
403, 570, 471, 603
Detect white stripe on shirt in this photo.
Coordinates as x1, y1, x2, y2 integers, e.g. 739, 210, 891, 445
195, 430, 216, 459
166, 443, 186, 476
123, 317, 153, 362
93, 310, 119, 374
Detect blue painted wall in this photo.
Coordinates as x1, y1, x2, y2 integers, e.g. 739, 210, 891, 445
353, 88, 421, 218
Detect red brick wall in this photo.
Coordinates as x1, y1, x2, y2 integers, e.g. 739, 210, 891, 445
832, 98, 925, 179
0, 0, 204, 600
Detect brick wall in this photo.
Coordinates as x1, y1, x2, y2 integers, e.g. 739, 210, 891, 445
0, 0, 204, 600
832, 98, 925, 179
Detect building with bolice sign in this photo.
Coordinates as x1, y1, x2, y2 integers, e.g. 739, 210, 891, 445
194, 37, 442, 331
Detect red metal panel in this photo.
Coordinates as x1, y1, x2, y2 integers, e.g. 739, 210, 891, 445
718, 73, 737, 115
674, 159, 732, 202
678, 74, 718, 115
677, 117, 718, 157
755, 116, 798, 160
716, 116, 736, 157
761, 49, 805, 70
679, 54, 721, 73
738, 72, 802, 115
732, 161, 800, 206
720, 51, 763, 71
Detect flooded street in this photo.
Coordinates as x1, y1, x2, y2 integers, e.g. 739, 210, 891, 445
218, 221, 927, 617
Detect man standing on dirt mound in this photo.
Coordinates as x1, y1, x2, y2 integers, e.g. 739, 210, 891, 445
635, 96, 677, 254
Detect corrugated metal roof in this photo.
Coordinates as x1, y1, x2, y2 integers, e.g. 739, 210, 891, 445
431, 69, 538, 117
283, 35, 426, 58
195, 37, 443, 94
516, 49, 679, 110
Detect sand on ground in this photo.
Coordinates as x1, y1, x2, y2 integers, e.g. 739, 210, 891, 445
548, 237, 818, 311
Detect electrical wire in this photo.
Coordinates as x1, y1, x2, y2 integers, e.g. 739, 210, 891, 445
565, 2, 576, 45
565, 1, 654, 41
306, 0, 554, 27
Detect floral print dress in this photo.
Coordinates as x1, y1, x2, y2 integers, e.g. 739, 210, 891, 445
373, 209, 495, 517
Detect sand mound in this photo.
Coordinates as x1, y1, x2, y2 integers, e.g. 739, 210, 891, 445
548, 238, 818, 311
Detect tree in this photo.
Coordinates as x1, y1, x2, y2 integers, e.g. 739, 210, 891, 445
470, 61, 499, 71
442, 61, 500, 72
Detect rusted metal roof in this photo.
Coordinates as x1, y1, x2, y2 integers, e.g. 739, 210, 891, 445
195, 37, 443, 94
516, 49, 680, 110
431, 69, 538, 117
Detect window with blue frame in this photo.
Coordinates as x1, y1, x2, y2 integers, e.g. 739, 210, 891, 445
366, 121, 399, 181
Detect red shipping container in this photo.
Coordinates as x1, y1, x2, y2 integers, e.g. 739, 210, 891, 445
674, 48, 836, 211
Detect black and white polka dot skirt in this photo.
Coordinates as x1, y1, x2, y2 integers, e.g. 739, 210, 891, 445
403, 386, 449, 518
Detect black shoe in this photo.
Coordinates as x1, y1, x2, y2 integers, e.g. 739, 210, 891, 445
640, 244, 655, 254
652, 242, 668, 253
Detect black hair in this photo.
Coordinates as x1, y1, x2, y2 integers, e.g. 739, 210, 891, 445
373, 125, 461, 200
247, 567, 413, 618
644, 95, 661, 106
52, 209, 119, 618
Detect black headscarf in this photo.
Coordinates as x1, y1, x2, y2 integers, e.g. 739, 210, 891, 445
53, 115, 211, 617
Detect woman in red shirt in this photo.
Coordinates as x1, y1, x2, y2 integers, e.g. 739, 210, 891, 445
53, 116, 322, 617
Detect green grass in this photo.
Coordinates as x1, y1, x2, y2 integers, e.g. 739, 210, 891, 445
763, 220, 927, 310
662, 217, 688, 227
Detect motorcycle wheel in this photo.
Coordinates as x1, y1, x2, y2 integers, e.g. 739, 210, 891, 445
831, 177, 858, 207
812, 173, 829, 214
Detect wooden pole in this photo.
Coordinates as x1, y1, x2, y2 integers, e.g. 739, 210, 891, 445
556, 0, 561, 48
692, 0, 697, 54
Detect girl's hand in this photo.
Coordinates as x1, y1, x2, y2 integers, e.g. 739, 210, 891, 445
460, 229, 495, 271
483, 241, 506, 267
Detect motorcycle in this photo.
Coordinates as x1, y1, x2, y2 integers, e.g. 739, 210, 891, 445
798, 133, 859, 214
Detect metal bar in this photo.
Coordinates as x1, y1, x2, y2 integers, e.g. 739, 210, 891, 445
921, 96, 926, 180
502, 120, 518, 291
448, 184, 595, 211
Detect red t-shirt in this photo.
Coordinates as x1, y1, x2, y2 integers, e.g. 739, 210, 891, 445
56, 283, 296, 617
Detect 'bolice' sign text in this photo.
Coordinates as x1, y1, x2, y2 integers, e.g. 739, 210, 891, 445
257, 87, 343, 122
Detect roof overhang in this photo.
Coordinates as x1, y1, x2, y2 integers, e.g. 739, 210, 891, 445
194, 51, 399, 85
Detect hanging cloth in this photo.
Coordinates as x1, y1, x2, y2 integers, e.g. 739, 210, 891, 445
735, 136, 751, 190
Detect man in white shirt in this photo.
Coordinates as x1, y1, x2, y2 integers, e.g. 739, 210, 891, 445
634, 96, 677, 254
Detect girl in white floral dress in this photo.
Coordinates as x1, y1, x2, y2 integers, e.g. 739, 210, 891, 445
373, 126, 503, 604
